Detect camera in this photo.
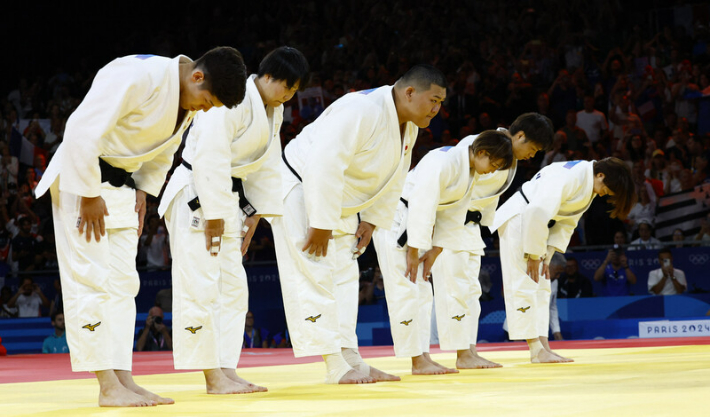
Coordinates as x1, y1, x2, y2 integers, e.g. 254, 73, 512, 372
613, 244, 622, 254
663, 259, 671, 267
153, 316, 163, 325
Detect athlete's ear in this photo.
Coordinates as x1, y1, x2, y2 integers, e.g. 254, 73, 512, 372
191, 70, 205, 84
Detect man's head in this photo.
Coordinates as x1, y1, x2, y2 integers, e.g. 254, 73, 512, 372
564, 258, 579, 276
245, 311, 255, 327
592, 157, 637, 218
583, 95, 595, 112
51, 311, 65, 331
614, 230, 627, 245
658, 247, 673, 268
638, 221, 653, 240
508, 112, 555, 160
18, 217, 32, 235
181, 46, 247, 111
393, 64, 447, 128
565, 109, 577, 128
549, 253, 566, 281
21, 278, 34, 296
148, 306, 163, 320
257, 46, 310, 107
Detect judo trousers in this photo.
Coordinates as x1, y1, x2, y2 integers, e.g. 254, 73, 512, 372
431, 249, 482, 351
498, 214, 551, 340
51, 182, 139, 372
271, 183, 359, 358
164, 187, 248, 370
372, 209, 433, 358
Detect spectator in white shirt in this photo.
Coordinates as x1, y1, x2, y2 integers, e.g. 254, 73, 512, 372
648, 248, 687, 295
7, 277, 49, 317
629, 220, 662, 250
576, 95, 608, 144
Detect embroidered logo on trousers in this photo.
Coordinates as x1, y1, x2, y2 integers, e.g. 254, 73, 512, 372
400, 319, 413, 326
185, 326, 203, 334
305, 314, 322, 323
517, 306, 531, 313
82, 322, 101, 331
451, 314, 465, 321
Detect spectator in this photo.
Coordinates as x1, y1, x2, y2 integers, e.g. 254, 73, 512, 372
557, 258, 594, 298
135, 306, 172, 351
594, 247, 638, 296
138, 214, 168, 271
629, 221, 662, 250
270, 326, 291, 348
626, 186, 656, 233
154, 288, 172, 313
7, 277, 49, 317
576, 95, 608, 145
548, 253, 565, 341
646, 149, 671, 195
243, 311, 269, 349
42, 311, 69, 353
648, 248, 687, 295
696, 212, 710, 246
540, 131, 567, 167
561, 109, 590, 155
0, 286, 17, 318
671, 228, 687, 248
10, 216, 45, 272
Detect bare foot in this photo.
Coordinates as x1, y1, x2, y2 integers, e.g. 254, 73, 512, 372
412, 355, 450, 375
423, 353, 459, 374
115, 370, 173, 405
205, 369, 254, 395
99, 385, 156, 407
456, 350, 502, 369
368, 365, 401, 382
222, 368, 268, 392
339, 369, 376, 384
531, 349, 569, 363
547, 351, 574, 363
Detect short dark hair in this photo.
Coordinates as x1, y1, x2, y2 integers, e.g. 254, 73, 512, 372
51, 310, 63, 322
658, 247, 673, 259
470, 130, 514, 170
194, 46, 247, 109
258, 46, 310, 91
396, 64, 447, 91
593, 157, 637, 219
509, 113, 554, 151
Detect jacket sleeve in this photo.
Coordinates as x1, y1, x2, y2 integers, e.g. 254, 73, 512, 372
521, 171, 578, 258
60, 60, 150, 197
190, 107, 241, 219
406, 156, 450, 250
302, 103, 377, 230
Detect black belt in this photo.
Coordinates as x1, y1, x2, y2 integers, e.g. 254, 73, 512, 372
397, 198, 409, 246
181, 160, 257, 217
518, 188, 555, 228
99, 159, 136, 189
282, 152, 302, 182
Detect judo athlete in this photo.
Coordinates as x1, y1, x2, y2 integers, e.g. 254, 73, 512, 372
159, 46, 308, 395
431, 113, 554, 369
273, 64, 447, 384
34, 47, 247, 407
373, 130, 514, 375
491, 158, 635, 363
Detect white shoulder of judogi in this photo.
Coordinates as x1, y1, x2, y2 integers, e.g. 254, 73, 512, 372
402, 145, 472, 250
37, 54, 190, 199
516, 160, 595, 258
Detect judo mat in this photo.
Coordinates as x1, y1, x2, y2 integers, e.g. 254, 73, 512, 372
2, 338, 709, 417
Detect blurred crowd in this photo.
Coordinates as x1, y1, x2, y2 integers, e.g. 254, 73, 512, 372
1, 1, 710, 308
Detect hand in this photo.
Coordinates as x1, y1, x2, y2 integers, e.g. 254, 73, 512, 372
604, 249, 613, 263
354, 221, 375, 253
135, 190, 147, 236
204, 219, 225, 255
78, 196, 109, 242
405, 246, 420, 283
526, 257, 543, 283
419, 246, 443, 281
154, 322, 167, 333
302, 227, 332, 257
32, 283, 42, 294
553, 332, 564, 341
146, 315, 154, 327
541, 262, 550, 280
241, 215, 261, 256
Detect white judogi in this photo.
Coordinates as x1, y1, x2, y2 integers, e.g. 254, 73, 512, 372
373, 144, 476, 358
430, 133, 516, 351
272, 85, 417, 358
35, 54, 196, 372
491, 160, 596, 340
158, 75, 283, 370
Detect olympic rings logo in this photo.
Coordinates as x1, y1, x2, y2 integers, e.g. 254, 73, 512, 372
688, 254, 709, 265
481, 264, 498, 274
581, 259, 602, 270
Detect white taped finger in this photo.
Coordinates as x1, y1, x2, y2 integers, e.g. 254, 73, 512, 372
211, 236, 221, 244
242, 224, 250, 234
210, 245, 220, 255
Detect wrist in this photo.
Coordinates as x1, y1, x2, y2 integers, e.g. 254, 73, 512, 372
524, 253, 540, 261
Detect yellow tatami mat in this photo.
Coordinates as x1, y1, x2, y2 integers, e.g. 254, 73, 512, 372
3, 344, 710, 417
